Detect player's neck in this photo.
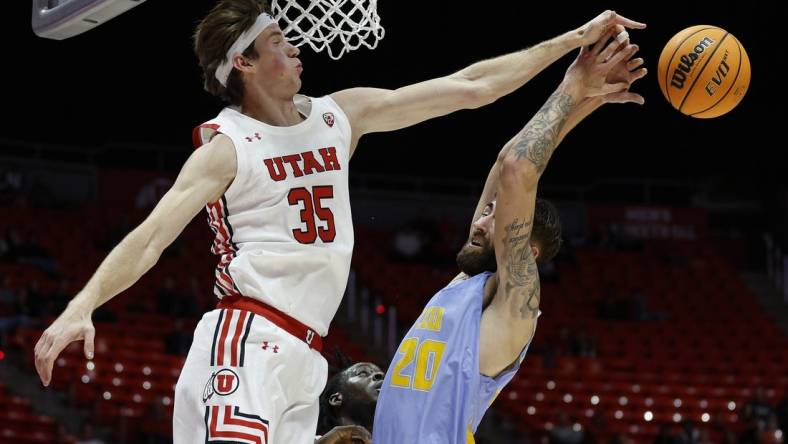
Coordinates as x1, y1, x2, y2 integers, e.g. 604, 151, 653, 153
240, 91, 305, 127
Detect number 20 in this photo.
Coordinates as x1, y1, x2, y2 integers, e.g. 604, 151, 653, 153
390, 338, 446, 391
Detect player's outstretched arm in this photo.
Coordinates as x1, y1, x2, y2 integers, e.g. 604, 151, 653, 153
33, 135, 237, 386
478, 39, 640, 377
330, 10, 645, 155
464, 30, 646, 249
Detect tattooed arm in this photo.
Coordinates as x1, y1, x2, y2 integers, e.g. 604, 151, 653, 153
465, 30, 646, 241
478, 37, 641, 377
477, 85, 581, 376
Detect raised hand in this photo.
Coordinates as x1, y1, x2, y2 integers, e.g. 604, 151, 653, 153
563, 27, 640, 99
597, 30, 648, 105
576, 10, 646, 47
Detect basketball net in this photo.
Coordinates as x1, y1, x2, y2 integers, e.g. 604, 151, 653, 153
271, 0, 385, 60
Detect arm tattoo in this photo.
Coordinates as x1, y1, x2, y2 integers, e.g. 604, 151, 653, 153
502, 217, 541, 319
512, 90, 575, 174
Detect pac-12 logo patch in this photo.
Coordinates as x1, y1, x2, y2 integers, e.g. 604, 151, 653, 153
202, 368, 240, 402
323, 112, 335, 127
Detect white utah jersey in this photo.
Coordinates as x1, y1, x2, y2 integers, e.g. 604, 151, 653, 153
192, 95, 353, 336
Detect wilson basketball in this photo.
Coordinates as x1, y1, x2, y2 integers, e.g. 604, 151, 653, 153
658, 25, 750, 118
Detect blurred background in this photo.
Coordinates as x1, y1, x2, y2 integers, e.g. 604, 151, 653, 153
0, 1, 786, 443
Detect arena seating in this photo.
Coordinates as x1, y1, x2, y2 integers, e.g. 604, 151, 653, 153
1, 203, 786, 443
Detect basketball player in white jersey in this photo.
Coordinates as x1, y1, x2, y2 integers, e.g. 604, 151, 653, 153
33, 0, 645, 442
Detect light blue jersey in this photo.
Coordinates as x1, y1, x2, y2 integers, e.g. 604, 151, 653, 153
373, 272, 533, 444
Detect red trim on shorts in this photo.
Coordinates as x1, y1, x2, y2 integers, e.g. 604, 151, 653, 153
209, 406, 264, 444
230, 311, 248, 367
222, 406, 269, 438
217, 296, 323, 352
216, 309, 234, 366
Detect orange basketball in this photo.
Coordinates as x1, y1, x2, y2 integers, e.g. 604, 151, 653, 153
657, 26, 750, 118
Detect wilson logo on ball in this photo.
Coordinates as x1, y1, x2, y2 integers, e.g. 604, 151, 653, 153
658, 25, 750, 118
670, 36, 715, 89
704, 50, 730, 96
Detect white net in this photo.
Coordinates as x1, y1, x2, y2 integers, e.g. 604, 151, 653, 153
271, 0, 384, 60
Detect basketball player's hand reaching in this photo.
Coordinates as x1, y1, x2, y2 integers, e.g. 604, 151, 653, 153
590, 27, 648, 105
34, 302, 95, 386
576, 10, 646, 47
563, 26, 641, 101
316, 425, 372, 444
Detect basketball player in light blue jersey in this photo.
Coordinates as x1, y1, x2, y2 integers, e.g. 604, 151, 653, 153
373, 26, 648, 444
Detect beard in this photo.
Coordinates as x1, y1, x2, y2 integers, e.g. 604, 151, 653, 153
455, 241, 497, 276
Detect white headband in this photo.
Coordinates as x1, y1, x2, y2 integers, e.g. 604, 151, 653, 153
215, 13, 277, 87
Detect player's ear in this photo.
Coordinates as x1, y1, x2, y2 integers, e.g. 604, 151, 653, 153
531, 244, 540, 261
328, 392, 343, 407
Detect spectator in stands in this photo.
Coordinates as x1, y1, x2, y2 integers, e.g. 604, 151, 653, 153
16, 233, 60, 277
610, 433, 635, 444
721, 429, 739, 444
597, 283, 631, 320
699, 429, 718, 444
54, 424, 75, 444
15, 287, 38, 319
761, 414, 784, 444
711, 412, 738, 444
654, 424, 677, 444
165, 318, 193, 356
0, 229, 21, 262
777, 397, 788, 434
498, 420, 532, 444
572, 329, 597, 358
392, 225, 425, 260
549, 412, 584, 444
632, 288, 664, 321
676, 420, 701, 444
0, 275, 13, 304
745, 387, 776, 424
583, 411, 609, 444
0, 278, 20, 344
740, 417, 765, 444
553, 326, 573, 357
0, 168, 24, 204
0, 287, 37, 344
75, 423, 106, 444
156, 277, 192, 317
49, 279, 72, 315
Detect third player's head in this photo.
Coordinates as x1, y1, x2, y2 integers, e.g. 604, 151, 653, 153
194, 0, 303, 106
456, 198, 562, 276
318, 362, 383, 434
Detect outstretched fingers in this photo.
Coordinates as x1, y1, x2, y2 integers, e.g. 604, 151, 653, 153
609, 11, 647, 29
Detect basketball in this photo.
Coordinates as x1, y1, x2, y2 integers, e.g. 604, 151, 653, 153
657, 25, 750, 118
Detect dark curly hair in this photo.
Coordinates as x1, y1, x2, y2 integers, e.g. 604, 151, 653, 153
317, 349, 356, 435
532, 198, 562, 264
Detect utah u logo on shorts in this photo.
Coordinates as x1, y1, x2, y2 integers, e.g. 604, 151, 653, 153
203, 368, 240, 402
